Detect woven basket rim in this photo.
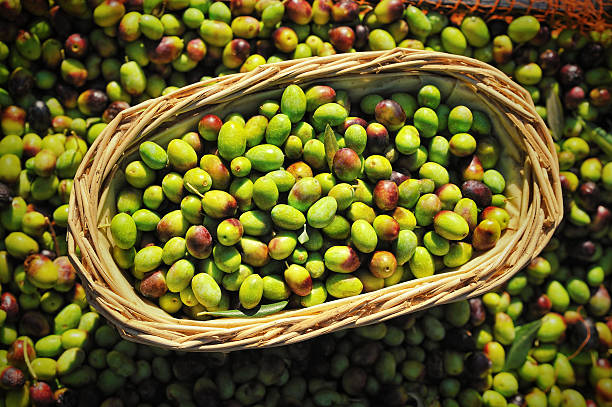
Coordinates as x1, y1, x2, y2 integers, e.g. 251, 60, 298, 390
67, 48, 563, 351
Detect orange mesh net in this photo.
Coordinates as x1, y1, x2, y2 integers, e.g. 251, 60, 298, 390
413, 0, 611, 32
359, 0, 612, 32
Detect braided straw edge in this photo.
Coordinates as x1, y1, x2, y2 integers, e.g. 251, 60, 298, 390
67, 49, 563, 352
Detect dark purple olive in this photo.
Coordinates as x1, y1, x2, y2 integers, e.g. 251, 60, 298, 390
539, 49, 560, 75
102, 101, 130, 123
426, 350, 445, 380
255, 39, 274, 58
331, 0, 359, 23
56, 83, 79, 109
443, 328, 476, 352
342, 367, 367, 396
530, 23, 550, 46
488, 20, 508, 37
27, 100, 51, 134
366, 122, 389, 153
579, 42, 604, 69
461, 180, 492, 207
8, 67, 34, 96
568, 240, 601, 262
578, 181, 600, 211
567, 316, 599, 351
0, 183, 12, 208
354, 24, 369, 49
18, 311, 51, 338
0, 292, 19, 321
390, 170, 410, 185
329, 26, 355, 52
559, 64, 584, 87
465, 351, 491, 379
342, 116, 367, 131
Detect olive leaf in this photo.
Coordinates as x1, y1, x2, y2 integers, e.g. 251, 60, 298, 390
197, 301, 288, 318
324, 124, 339, 172
504, 318, 543, 370
544, 84, 564, 141
298, 224, 310, 244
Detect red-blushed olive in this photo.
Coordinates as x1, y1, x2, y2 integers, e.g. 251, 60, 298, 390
329, 26, 355, 52
185, 225, 213, 259
60, 58, 87, 87
186, 38, 207, 62
331, 0, 359, 22
472, 219, 501, 251
25, 254, 58, 289
564, 86, 585, 109
324, 245, 361, 273
461, 180, 492, 208
1, 292, 19, 321
77, 89, 109, 116
7, 337, 36, 371
284, 264, 313, 296
373, 214, 400, 241
30, 381, 55, 406
222, 38, 250, 69
366, 122, 389, 153
286, 0, 313, 24
374, 0, 405, 24
463, 155, 485, 181
374, 180, 399, 211
559, 64, 583, 87
305, 85, 336, 112
375, 99, 406, 131
138, 270, 168, 299
198, 114, 223, 141
481, 206, 510, 230
333, 148, 361, 182
370, 251, 397, 278
287, 161, 314, 181
65, 33, 88, 59
148, 36, 184, 64
273, 27, 298, 53
53, 256, 76, 292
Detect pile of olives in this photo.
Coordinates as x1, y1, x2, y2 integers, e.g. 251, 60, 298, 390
110, 81, 510, 316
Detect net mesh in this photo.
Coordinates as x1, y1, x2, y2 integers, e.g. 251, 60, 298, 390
361, 0, 612, 32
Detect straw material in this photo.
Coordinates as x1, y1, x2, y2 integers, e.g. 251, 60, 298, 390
67, 49, 563, 352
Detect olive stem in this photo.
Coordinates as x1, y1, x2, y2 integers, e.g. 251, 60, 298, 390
45, 216, 61, 258
185, 182, 205, 199
23, 341, 37, 380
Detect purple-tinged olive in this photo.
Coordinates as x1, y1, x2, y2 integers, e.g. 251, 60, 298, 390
7, 337, 36, 371
354, 24, 369, 49
19, 311, 50, 338
366, 122, 389, 153
148, 36, 184, 64
0, 366, 25, 389
373, 180, 398, 211
312, 0, 332, 24
77, 89, 108, 116
539, 49, 560, 75
1, 105, 26, 136
578, 181, 600, 211
60, 59, 88, 88
590, 205, 611, 233
65, 33, 88, 59
333, 148, 361, 182
469, 298, 486, 326
461, 180, 492, 207
579, 42, 604, 69
55, 83, 79, 108
0, 292, 19, 321
54, 256, 76, 292
559, 64, 583, 87
373, 214, 400, 241
375, 99, 406, 131
102, 101, 129, 123
286, 0, 312, 24
329, 26, 355, 52
564, 86, 585, 109
185, 225, 213, 259
331, 0, 359, 23
198, 114, 223, 141
589, 285, 611, 317
8, 67, 34, 96
138, 270, 167, 299
390, 170, 409, 186
222, 38, 250, 69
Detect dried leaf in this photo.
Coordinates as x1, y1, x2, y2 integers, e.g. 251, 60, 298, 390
197, 301, 289, 318
504, 318, 543, 370
545, 85, 564, 141
298, 225, 310, 244
324, 124, 339, 171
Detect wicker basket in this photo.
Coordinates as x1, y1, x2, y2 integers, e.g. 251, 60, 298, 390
67, 48, 563, 351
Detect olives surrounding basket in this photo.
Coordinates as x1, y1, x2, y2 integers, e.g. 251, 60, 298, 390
0, 0, 611, 405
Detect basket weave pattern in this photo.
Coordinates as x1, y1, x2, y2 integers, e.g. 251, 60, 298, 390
68, 49, 563, 351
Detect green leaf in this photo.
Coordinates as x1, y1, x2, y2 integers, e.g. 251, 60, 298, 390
197, 301, 289, 318
324, 124, 339, 172
504, 318, 543, 370
544, 84, 564, 141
